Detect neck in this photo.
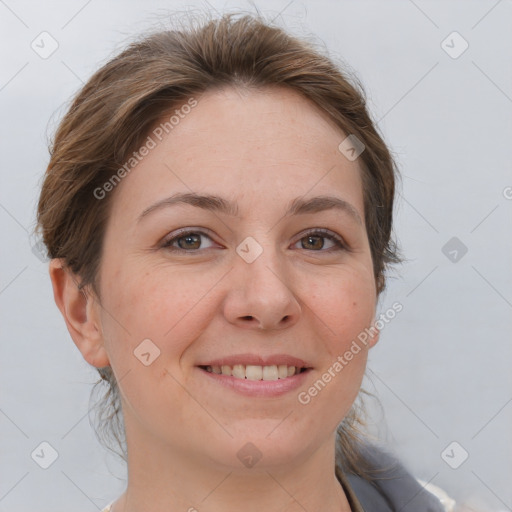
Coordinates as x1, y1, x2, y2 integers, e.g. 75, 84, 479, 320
111, 421, 352, 512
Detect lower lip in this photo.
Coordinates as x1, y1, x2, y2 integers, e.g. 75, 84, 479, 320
197, 367, 312, 397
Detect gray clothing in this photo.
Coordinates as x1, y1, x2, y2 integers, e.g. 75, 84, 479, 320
336, 444, 445, 512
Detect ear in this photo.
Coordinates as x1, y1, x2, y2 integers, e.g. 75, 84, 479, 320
367, 325, 380, 349
49, 259, 110, 368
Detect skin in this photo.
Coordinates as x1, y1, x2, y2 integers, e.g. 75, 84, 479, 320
50, 86, 380, 512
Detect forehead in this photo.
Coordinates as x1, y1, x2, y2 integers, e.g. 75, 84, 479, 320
109, 86, 365, 223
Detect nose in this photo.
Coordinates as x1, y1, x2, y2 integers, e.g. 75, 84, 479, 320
222, 249, 301, 331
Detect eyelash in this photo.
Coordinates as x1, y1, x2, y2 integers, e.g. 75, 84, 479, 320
160, 228, 348, 254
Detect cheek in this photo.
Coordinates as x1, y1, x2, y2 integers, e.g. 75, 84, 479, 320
296, 274, 374, 433
99, 263, 221, 364
98, 266, 218, 424
307, 267, 377, 354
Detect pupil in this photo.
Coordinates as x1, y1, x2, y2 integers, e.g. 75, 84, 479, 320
180, 234, 200, 249
305, 235, 323, 250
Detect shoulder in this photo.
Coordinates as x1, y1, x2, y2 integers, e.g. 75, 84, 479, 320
340, 444, 455, 512
418, 480, 456, 512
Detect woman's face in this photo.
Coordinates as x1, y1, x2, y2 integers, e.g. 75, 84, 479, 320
94, 86, 379, 469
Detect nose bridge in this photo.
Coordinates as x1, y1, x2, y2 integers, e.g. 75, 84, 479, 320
224, 235, 301, 330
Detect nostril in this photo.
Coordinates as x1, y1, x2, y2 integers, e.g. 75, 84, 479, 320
242, 316, 253, 320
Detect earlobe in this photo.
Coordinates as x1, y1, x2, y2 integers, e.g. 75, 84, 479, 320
367, 316, 380, 348
368, 327, 380, 348
49, 259, 110, 368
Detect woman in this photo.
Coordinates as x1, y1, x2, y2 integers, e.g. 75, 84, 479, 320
36, 12, 451, 512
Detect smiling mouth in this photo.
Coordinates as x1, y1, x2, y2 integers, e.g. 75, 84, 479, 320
198, 364, 310, 381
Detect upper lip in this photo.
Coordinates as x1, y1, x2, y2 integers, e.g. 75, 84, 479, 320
197, 353, 312, 368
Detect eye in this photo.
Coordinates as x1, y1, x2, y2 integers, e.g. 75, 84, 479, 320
292, 229, 347, 252
160, 228, 347, 254
161, 229, 218, 252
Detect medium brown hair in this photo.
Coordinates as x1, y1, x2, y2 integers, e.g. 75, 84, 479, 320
36, 11, 401, 478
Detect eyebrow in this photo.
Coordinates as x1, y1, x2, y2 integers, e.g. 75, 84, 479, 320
137, 192, 363, 226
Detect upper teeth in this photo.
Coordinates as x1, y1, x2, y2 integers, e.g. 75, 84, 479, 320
204, 364, 300, 380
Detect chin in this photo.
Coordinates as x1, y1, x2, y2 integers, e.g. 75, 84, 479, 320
201, 426, 317, 471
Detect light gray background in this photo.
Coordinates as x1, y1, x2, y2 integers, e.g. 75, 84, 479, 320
1, 1, 511, 511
